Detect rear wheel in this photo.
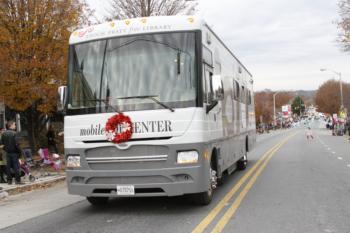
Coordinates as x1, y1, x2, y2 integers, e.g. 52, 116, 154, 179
86, 197, 109, 206
237, 153, 248, 170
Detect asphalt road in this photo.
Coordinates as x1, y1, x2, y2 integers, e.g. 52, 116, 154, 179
2, 121, 350, 233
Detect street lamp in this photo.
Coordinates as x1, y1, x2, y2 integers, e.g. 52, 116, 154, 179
273, 91, 279, 128
320, 68, 343, 110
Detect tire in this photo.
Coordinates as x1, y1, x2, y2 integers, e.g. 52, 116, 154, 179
86, 197, 109, 206
217, 172, 227, 186
193, 188, 212, 205
29, 175, 35, 182
237, 153, 248, 170
192, 162, 216, 205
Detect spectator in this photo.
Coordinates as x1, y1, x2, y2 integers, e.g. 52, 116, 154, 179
47, 125, 58, 153
0, 155, 6, 183
0, 121, 23, 185
0, 128, 7, 183
0, 160, 6, 183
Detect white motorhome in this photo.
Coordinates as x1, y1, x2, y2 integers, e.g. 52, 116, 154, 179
58, 16, 256, 205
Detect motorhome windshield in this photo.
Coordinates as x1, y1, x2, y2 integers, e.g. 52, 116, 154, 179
67, 32, 197, 114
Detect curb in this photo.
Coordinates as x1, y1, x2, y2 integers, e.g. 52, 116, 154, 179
1, 176, 66, 196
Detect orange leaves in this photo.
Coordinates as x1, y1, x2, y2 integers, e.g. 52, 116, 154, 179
0, 0, 89, 114
254, 91, 294, 124
315, 79, 350, 114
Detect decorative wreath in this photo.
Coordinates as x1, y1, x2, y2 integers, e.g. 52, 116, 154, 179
105, 113, 133, 144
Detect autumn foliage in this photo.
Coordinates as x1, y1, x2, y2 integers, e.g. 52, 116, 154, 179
315, 79, 350, 114
254, 91, 294, 124
0, 0, 90, 149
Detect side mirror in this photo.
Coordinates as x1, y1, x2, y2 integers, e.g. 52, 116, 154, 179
212, 75, 224, 101
206, 100, 218, 113
57, 86, 67, 112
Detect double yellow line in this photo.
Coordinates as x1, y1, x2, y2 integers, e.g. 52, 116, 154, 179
192, 133, 297, 233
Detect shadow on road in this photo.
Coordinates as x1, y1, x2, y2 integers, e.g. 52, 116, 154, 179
85, 195, 201, 213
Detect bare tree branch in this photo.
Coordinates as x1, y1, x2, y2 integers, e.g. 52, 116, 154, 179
105, 0, 197, 20
338, 0, 350, 52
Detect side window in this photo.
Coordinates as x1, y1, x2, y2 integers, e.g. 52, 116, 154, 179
233, 80, 240, 101
248, 90, 252, 105
247, 90, 250, 105
241, 86, 246, 103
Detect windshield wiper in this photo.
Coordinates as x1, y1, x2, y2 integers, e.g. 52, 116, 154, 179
118, 95, 175, 112
86, 98, 121, 113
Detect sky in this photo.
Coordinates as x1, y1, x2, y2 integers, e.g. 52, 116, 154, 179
86, 0, 350, 91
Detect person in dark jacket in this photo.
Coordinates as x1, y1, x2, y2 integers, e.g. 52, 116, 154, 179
0, 128, 7, 183
0, 121, 22, 185
0, 153, 6, 183
47, 125, 58, 153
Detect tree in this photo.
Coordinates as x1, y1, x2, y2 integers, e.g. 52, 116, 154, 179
0, 0, 91, 150
291, 96, 305, 116
338, 0, 350, 51
254, 91, 273, 125
315, 79, 350, 114
105, 0, 198, 20
275, 92, 294, 111
254, 91, 293, 125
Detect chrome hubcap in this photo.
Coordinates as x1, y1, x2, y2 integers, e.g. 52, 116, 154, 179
210, 168, 217, 190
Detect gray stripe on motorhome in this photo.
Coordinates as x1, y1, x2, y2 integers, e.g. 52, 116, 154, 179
65, 142, 210, 197
65, 131, 255, 197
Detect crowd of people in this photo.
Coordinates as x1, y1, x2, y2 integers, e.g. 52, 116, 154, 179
326, 117, 350, 139
0, 121, 59, 187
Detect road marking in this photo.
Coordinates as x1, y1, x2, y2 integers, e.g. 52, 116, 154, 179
191, 133, 297, 233
211, 136, 290, 233
337, 157, 343, 160
190, 143, 280, 233
191, 134, 295, 233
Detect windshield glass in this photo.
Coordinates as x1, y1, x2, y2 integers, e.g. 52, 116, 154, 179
68, 32, 197, 113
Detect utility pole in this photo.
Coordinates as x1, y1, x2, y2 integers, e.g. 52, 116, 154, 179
273, 92, 279, 128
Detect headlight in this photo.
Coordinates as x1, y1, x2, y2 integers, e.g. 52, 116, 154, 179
66, 155, 80, 168
177, 151, 199, 164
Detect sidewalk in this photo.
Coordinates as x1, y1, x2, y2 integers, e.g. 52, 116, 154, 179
0, 181, 83, 230
0, 174, 66, 198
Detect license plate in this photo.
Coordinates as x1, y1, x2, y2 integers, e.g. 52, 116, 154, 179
116, 185, 135, 195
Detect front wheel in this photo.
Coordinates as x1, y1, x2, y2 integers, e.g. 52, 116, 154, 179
86, 197, 109, 206
237, 154, 248, 170
192, 166, 217, 205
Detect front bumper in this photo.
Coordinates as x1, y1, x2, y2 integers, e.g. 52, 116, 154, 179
67, 165, 208, 197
